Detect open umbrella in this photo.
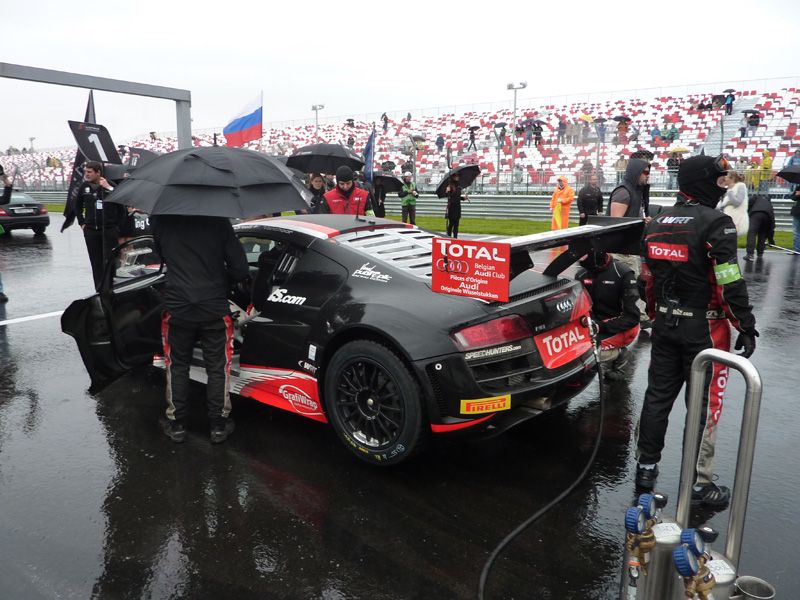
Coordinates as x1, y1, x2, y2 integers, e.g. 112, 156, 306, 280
469, 125, 481, 131
777, 165, 800, 185
435, 164, 481, 198
741, 109, 760, 114
272, 155, 307, 180
579, 114, 593, 123
286, 143, 364, 174
723, 88, 736, 93
613, 115, 632, 122
106, 146, 312, 218
126, 147, 160, 168
380, 160, 396, 172
668, 146, 690, 153
373, 173, 404, 193
594, 117, 608, 123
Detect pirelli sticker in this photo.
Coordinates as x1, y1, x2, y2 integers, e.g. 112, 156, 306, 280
460, 394, 511, 415
714, 262, 742, 284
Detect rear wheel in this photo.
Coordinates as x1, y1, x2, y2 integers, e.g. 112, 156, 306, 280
32, 225, 46, 236
324, 340, 427, 465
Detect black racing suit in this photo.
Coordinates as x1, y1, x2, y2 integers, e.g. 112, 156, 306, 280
636, 200, 757, 485
575, 257, 640, 350
152, 215, 249, 427
75, 182, 125, 290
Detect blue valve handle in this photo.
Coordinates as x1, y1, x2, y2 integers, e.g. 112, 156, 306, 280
680, 528, 705, 557
625, 506, 646, 534
673, 544, 700, 577
637, 493, 657, 520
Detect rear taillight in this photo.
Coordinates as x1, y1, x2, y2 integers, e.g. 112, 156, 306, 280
451, 315, 533, 352
570, 286, 592, 320
40, 206, 48, 215
0, 208, 8, 216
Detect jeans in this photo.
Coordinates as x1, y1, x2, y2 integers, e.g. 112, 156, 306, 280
793, 216, 800, 253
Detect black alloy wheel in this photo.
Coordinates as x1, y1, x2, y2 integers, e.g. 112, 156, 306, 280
324, 340, 426, 465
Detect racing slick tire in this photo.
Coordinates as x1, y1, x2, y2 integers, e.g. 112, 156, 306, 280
324, 340, 427, 466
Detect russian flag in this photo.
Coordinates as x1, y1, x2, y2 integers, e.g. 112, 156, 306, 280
223, 92, 263, 147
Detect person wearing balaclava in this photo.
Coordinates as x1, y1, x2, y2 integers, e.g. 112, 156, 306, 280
323, 165, 370, 215
574, 250, 640, 379
634, 155, 758, 510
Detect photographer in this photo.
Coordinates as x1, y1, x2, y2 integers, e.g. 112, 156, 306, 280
398, 171, 419, 225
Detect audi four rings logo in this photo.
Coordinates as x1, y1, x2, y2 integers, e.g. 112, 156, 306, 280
556, 299, 574, 313
434, 258, 470, 274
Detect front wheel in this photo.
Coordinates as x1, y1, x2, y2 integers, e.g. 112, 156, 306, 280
324, 340, 427, 465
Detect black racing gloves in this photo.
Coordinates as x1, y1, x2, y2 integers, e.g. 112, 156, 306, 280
735, 330, 759, 358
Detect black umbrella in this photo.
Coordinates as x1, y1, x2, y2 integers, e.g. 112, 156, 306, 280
594, 117, 608, 123
126, 147, 160, 168
373, 173, 404, 193
469, 125, 481, 131
272, 155, 308, 180
435, 164, 481, 198
103, 163, 132, 183
613, 115, 632, 122
286, 143, 364, 174
106, 146, 312, 218
723, 88, 736, 93
777, 165, 800, 185
381, 160, 396, 172
741, 109, 760, 114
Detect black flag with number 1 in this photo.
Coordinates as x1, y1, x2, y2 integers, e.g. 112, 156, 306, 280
62, 91, 96, 232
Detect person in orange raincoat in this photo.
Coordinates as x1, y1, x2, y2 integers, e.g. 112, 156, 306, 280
550, 175, 575, 230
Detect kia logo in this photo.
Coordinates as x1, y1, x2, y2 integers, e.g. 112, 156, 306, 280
555, 299, 574, 313
434, 257, 470, 274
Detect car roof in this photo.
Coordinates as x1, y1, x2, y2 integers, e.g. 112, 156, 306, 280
237, 214, 416, 240
235, 215, 436, 278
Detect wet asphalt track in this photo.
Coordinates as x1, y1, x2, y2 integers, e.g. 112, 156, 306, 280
1, 215, 799, 599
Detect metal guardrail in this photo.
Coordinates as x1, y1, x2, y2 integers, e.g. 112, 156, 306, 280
29, 190, 797, 229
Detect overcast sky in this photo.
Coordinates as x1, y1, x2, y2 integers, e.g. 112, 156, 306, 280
1, 0, 798, 150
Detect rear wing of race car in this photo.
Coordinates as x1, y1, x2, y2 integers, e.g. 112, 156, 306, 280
507, 216, 644, 278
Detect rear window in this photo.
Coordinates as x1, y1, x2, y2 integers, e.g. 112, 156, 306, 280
9, 193, 38, 204
334, 228, 436, 278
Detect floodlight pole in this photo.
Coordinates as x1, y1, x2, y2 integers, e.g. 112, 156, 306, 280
507, 82, 527, 194
312, 104, 325, 143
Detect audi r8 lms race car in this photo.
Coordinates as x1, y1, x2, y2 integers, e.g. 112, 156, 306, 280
62, 215, 641, 465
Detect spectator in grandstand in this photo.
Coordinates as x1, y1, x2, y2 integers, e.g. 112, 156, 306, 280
666, 153, 682, 189
745, 193, 775, 261
628, 123, 641, 142
577, 173, 604, 226
533, 122, 543, 147
784, 149, 800, 169
550, 176, 575, 230
557, 119, 567, 145
444, 173, 467, 238
347, 135, 355, 149
759, 149, 773, 193
307, 173, 330, 214
381, 113, 389, 133
736, 156, 749, 173
406, 112, 412, 122
566, 120, 577, 144
467, 128, 477, 151
615, 156, 628, 185
745, 160, 760, 190
596, 122, 607, 143
650, 124, 662, 143
719, 172, 749, 236
575, 249, 640, 380
524, 124, 533, 147
724, 92, 736, 115
739, 115, 749, 139
580, 122, 590, 144
323, 166, 370, 216
399, 171, 419, 225
436, 134, 445, 153
746, 113, 760, 137
665, 123, 679, 142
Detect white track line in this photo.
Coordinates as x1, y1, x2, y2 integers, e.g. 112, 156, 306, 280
0, 310, 64, 327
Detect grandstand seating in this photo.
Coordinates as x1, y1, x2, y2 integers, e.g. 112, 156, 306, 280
5, 88, 800, 191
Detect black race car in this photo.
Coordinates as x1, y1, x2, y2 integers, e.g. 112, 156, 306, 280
62, 215, 641, 465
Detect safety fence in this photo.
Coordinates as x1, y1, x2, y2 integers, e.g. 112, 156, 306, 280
28, 191, 797, 230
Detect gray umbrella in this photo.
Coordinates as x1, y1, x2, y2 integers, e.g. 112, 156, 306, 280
106, 146, 312, 218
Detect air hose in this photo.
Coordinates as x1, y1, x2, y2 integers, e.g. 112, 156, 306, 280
477, 317, 606, 599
